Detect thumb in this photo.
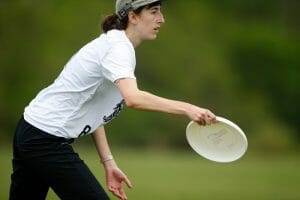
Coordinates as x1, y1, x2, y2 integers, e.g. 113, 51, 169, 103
124, 176, 133, 188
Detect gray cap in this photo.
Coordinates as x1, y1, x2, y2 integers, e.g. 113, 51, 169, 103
116, 0, 160, 19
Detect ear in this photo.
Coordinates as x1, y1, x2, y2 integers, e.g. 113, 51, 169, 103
127, 11, 139, 25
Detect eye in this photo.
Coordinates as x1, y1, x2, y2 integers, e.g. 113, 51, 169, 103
151, 10, 157, 14
150, 7, 160, 15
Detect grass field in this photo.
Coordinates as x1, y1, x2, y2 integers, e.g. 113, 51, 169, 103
1, 143, 300, 200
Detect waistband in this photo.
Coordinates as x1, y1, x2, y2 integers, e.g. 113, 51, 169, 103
20, 116, 75, 144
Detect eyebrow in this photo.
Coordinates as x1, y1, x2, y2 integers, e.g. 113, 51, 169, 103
149, 6, 161, 11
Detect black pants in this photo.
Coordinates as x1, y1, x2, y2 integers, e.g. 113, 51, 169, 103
9, 117, 109, 200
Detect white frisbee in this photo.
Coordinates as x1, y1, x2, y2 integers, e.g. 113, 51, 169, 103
186, 116, 248, 163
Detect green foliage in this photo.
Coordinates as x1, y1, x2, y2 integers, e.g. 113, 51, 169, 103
1, 0, 299, 150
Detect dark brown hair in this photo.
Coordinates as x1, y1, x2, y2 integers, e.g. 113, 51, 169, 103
101, 1, 162, 33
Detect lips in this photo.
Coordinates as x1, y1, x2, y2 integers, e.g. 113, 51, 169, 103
153, 27, 160, 32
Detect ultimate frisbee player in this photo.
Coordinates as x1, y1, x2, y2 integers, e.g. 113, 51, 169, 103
9, 0, 216, 199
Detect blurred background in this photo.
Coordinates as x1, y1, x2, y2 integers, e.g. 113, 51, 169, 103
1, 0, 299, 199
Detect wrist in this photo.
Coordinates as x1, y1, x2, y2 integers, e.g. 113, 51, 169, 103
101, 155, 117, 168
183, 103, 193, 115
101, 155, 114, 163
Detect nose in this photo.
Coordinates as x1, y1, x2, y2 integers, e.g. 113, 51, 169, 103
158, 11, 165, 24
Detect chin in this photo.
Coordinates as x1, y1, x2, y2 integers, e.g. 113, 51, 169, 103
148, 34, 158, 40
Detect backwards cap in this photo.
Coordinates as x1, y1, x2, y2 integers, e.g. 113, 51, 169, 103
116, 0, 160, 19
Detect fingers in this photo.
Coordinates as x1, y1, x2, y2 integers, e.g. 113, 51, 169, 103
108, 177, 132, 200
195, 109, 216, 126
196, 117, 206, 126
206, 110, 217, 124
119, 188, 128, 200
109, 186, 127, 200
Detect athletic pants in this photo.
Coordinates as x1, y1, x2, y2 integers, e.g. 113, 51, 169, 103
9, 116, 110, 200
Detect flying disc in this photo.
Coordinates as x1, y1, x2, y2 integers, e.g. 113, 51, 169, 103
186, 116, 248, 163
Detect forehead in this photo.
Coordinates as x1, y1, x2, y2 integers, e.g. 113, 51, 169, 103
147, 5, 161, 10
140, 5, 161, 14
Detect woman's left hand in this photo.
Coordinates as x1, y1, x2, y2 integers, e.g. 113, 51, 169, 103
104, 163, 133, 200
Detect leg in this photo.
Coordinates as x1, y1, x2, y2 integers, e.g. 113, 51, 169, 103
42, 155, 110, 200
10, 117, 109, 200
9, 159, 49, 200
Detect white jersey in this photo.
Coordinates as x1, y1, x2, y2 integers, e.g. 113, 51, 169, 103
24, 30, 136, 138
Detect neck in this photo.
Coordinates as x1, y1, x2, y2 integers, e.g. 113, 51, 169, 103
125, 29, 142, 48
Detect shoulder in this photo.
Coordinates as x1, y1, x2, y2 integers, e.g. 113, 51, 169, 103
106, 30, 127, 42
105, 30, 134, 52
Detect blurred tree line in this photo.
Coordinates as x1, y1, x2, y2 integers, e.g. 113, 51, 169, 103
1, 0, 299, 151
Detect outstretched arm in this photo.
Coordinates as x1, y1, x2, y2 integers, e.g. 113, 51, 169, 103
92, 126, 132, 200
115, 78, 216, 125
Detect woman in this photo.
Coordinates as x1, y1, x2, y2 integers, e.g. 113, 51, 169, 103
9, 0, 217, 199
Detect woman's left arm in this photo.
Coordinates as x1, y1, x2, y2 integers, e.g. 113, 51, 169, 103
92, 126, 132, 200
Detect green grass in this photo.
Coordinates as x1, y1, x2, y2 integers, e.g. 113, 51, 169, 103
1, 143, 300, 200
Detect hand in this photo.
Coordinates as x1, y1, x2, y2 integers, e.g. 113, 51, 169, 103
105, 164, 133, 200
186, 105, 217, 126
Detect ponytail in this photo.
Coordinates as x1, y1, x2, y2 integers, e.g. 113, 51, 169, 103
101, 14, 128, 33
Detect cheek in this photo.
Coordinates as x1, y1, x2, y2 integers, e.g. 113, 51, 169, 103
145, 21, 155, 32
141, 17, 153, 28
138, 23, 151, 35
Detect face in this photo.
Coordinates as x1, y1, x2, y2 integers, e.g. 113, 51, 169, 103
132, 5, 165, 40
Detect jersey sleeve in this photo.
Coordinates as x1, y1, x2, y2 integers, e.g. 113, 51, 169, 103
101, 42, 136, 83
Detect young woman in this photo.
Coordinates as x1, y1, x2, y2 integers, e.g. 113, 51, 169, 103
9, 0, 216, 199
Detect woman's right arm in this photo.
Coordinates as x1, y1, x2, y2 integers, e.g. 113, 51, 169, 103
115, 78, 216, 125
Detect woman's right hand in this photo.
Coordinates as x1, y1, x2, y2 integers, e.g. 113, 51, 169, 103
186, 104, 217, 126
104, 161, 132, 200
